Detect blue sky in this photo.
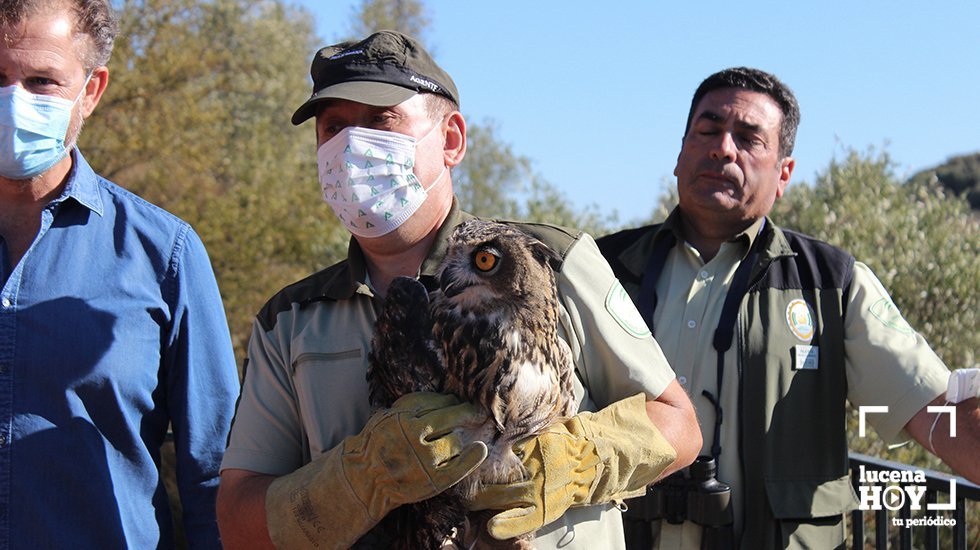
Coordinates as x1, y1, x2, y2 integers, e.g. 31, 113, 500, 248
295, 0, 980, 223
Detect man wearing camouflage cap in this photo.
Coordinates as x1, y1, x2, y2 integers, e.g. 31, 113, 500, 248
217, 30, 700, 549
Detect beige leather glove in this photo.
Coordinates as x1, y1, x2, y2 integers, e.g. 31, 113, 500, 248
265, 392, 488, 549
468, 393, 676, 540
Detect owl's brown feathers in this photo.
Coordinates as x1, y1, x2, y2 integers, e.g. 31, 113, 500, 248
433, 220, 576, 493
364, 219, 576, 549
366, 273, 443, 408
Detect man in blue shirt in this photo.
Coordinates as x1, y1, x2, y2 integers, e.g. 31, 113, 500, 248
0, 0, 240, 547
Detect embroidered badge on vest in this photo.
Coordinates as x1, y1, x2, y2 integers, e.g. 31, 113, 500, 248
786, 299, 815, 342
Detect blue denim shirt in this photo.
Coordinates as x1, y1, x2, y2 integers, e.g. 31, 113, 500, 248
0, 151, 239, 549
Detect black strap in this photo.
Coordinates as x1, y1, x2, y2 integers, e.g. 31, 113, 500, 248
701, 389, 724, 461
637, 232, 677, 333
704, 221, 764, 461
712, 221, 764, 354
639, 222, 766, 463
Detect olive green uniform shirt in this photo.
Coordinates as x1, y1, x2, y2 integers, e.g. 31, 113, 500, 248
222, 204, 677, 549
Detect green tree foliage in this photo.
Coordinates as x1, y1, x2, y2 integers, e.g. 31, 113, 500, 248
772, 149, 978, 373
634, 181, 678, 229
82, 0, 348, 359
453, 120, 523, 220
520, 177, 619, 238
909, 151, 980, 210
453, 120, 619, 235
347, 0, 430, 40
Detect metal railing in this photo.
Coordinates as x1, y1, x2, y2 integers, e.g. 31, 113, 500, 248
849, 452, 979, 549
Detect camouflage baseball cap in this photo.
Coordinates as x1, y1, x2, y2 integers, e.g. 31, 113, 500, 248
291, 30, 459, 125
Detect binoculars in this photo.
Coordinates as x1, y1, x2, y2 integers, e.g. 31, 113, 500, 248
624, 455, 735, 550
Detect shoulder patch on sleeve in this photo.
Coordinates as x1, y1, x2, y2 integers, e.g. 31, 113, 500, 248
868, 298, 914, 336
605, 280, 652, 338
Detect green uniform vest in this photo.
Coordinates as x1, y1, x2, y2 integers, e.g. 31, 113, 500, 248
598, 219, 860, 549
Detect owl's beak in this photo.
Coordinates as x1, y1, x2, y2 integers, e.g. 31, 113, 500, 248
439, 269, 468, 298
441, 280, 462, 298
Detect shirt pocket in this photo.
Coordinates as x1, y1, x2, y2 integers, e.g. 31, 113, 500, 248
291, 349, 371, 455
764, 475, 857, 549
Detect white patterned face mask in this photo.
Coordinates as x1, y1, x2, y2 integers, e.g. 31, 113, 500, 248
317, 123, 445, 238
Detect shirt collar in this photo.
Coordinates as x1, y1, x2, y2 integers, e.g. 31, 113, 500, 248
54, 149, 104, 216
617, 208, 773, 279
661, 207, 765, 257
733, 216, 766, 253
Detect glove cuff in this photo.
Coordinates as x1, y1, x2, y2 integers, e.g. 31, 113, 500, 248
265, 447, 372, 550
573, 393, 677, 503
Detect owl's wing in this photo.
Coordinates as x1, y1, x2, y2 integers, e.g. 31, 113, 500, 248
367, 276, 445, 408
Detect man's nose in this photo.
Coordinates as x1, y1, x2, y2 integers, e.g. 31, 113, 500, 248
709, 132, 737, 162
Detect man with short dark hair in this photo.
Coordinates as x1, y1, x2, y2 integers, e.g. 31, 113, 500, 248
0, 0, 240, 547
598, 67, 980, 549
217, 30, 701, 549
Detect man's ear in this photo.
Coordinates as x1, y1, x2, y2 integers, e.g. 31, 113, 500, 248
443, 111, 466, 167
81, 66, 109, 118
775, 156, 795, 198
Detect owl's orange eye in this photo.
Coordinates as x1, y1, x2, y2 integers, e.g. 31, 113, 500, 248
473, 250, 499, 272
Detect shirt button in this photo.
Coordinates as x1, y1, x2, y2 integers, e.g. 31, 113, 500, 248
687, 320, 697, 329
0, 434, 7, 447
678, 376, 688, 386
0, 298, 10, 308
699, 270, 709, 280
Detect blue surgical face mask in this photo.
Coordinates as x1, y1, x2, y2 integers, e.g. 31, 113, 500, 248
0, 78, 89, 179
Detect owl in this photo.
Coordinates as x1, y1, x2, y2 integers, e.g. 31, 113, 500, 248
363, 219, 577, 549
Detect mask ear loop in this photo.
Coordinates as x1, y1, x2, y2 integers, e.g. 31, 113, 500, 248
412, 112, 451, 147
414, 113, 452, 193
422, 165, 448, 193
62, 73, 94, 155
71, 73, 94, 108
